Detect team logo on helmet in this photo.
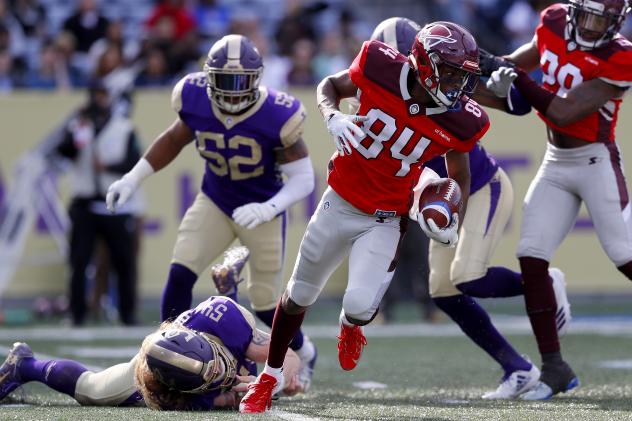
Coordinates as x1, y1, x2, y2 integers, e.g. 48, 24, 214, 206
418, 24, 457, 49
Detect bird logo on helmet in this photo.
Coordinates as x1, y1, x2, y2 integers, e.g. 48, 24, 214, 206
567, 0, 631, 49
370, 17, 422, 55
142, 328, 237, 394
408, 21, 481, 109
204, 34, 264, 114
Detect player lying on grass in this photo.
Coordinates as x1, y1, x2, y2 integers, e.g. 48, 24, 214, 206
0, 249, 303, 410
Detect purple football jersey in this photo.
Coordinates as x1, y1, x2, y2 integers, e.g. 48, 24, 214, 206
424, 143, 498, 194
173, 296, 257, 409
173, 72, 306, 216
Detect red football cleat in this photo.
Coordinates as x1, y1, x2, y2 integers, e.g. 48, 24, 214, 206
239, 372, 277, 413
337, 324, 367, 371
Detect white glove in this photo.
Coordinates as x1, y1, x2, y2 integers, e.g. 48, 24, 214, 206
486, 66, 517, 98
106, 175, 139, 213
418, 212, 460, 248
232, 202, 278, 229
326, 111, 368, 155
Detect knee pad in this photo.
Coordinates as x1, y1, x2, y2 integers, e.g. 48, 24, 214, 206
342, 290, 377, 323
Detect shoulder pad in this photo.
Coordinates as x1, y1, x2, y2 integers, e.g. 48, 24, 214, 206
171, 72, 207, 113
539, 4, 567, 37
350, 40, 408, 97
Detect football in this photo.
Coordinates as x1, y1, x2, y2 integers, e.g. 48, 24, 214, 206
418, 178, 462, 229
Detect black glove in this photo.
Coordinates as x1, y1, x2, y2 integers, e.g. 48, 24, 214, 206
479, 48, 514, 77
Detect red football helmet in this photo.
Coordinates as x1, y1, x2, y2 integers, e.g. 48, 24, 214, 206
408, 21, 480, 108
568, 0, 631, 49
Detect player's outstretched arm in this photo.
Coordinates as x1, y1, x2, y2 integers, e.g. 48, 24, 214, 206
505, 37, 540, 72
106, 118, 194, 212
510, 68, 624, 126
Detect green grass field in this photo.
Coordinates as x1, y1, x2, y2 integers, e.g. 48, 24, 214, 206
1, 309, 632, 421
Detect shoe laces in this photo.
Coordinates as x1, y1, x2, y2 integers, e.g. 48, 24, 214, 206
337, 326, 367, 359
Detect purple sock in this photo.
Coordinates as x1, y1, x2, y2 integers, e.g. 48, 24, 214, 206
434, 295, 531, 375
161, 263, 198, 321
457, 267, 524, 298
19, 358, 87, 397
256, 309, 304, 351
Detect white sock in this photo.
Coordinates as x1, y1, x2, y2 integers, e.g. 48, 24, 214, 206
339, 310, 353, 327
295, 337, 315, 362
263, 363, 283, 380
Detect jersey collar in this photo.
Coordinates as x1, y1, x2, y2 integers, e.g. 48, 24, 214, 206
399, 63, 448, 117
211, 87, 269, 130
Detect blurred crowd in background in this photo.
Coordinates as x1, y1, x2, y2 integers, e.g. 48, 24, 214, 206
4, 0, 632, 94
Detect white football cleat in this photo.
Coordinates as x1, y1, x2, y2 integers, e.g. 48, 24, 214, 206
550, 268, 571, 337
482, 364, 540, 399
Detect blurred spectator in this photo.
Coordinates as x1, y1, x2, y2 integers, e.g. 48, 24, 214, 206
88, 21, 140, 74
12, 0, 47, 70
62, 0, 109, 53
54, 81, 142, 326
93, 43, 124, 79
250, 30, 290, 91
62, 0, 109, 81
145, 0, 196, 41
0, 48, 13, 93
274, 0, 327, 56
227, 9, 260, 39
338, 8, 363, 61
313, 31, 348, 82
502, 0, 554, 52
286, 38, 316, 86
20, 39, 71, 90
192, 0, 231, 48
135, 47, 171, 87
0, 0, 26, 71
144, 0, 198, 75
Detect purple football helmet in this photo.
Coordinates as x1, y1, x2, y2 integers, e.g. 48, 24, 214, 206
409, 21, 481, 108
144, 328, 237, 393
568, 0, 631, 48
370, 17, 422, 55
204, 34, 264, 113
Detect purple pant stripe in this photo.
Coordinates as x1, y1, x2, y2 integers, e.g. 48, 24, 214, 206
484, 179, 501, 236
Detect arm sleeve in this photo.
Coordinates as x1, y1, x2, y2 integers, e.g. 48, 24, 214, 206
265, 157, 315, 213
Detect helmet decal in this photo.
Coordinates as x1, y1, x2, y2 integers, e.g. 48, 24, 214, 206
419, 24, 458, 49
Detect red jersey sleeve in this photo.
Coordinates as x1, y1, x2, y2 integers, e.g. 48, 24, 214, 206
595, 38, 632, 87
349, 40, 408, 96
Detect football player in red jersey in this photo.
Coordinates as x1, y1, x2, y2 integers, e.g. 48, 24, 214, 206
239, 21, 489, 413
482, 0, 632, 400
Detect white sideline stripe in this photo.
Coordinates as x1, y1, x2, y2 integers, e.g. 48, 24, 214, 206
270, 409, 321, 421
58, 346, 138, 359
0, 345, 102, 371
1, 316, 632, 342
597, 359, 632, 369
353, 381, 387, 390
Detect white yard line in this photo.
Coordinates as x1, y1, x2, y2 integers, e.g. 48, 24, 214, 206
270, 409, 321, 421
352, 381, 387, 390
1, 317, 632, 342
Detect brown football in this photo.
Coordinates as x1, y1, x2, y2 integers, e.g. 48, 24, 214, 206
418, 178, 462, 229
